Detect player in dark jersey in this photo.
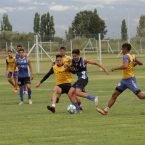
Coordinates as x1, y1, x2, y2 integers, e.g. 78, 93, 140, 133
68, 49, 109, 112
16, 44, 28, 94
14, 48, 33, 105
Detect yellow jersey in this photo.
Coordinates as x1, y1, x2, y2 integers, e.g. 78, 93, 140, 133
6, 56, 18, 72
63, 55, 71, 65
123, 54, 135, 79
53, 64, 73, 85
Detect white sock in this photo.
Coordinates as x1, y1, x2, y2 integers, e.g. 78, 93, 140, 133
52, 104, 56, 108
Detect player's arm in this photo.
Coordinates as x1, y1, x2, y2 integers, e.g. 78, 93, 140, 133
35, 67, 54, 88
134, 58, 143, 66
85, 59, 109, 75
112, 55, 129, 71
28, 59, 33, 80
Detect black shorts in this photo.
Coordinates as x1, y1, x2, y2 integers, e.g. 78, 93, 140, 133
58, 83, 71, 94
18, 77, 31, 86
72, 78, 88, 91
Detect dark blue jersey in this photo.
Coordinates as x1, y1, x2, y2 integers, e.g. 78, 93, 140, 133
16, 57, 30, 78
15, 53, 20, 61
71, 57, 88, 79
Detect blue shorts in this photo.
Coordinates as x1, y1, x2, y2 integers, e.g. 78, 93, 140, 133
116, 77, 141, 94
7, 71, 18, 79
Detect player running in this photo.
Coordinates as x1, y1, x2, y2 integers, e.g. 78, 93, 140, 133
6, 50, 18, 93
14, 48, 33, 105
97, 43, 145, 115
68, 49, 109, 112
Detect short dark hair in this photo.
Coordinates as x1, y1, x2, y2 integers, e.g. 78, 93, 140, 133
122, 43, 131, 51
56, 54, 62, 59
17, 44, 22, 48
59, 47, 66, 50
8, 49, 12, 53
72, 49, 80, 55
18, 48, 24, 52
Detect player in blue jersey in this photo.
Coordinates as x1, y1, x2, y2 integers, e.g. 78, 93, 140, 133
16, 44, 28, 94
14, 48, 33, 105
68, 49, 109, 112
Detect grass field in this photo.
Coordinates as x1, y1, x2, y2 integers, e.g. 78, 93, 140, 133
1, 54, 145, 145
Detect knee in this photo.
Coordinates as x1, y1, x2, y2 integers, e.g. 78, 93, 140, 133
8, 78, 12, 82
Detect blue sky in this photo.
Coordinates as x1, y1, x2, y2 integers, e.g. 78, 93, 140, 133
0, 0, 145, 39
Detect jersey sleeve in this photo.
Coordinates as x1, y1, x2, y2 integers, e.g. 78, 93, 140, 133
123, 55, 130, 63
40, 67, 54, 83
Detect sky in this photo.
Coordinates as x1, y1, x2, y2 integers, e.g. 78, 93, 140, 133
0, 0, 145, 39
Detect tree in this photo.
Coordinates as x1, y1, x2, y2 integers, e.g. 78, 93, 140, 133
33, 12, 40, 34
137, 15, 145, 37
121, 19, 128, 41
66, 9, 107, 39
39, 12, 55, 41
1, 13, 12, 31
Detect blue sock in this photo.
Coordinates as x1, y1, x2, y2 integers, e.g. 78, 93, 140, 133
20, 90, 24, 102
28, 89, 31, 99
23, 84, 27, 92
87, 95, 95, 101
73, 103, 80, 112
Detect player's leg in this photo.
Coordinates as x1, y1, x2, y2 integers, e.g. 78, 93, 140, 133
13, 71, 18, 92
18, 77, 24, 105
97, 79, 126, 115
127, 77, 145, 99
25, 77, 32, 104
7, 72, 15, 90
68, 87, 81, 112
47, 86, 62, 113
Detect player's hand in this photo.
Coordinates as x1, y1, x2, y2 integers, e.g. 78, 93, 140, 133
35, 83, 41, 88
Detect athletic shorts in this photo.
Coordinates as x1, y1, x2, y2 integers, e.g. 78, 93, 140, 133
58, 83, 71, 94
72, 78, 88, 91
18, 77, 31, 86
7, 71, 18, 79
116, 77, 141, 94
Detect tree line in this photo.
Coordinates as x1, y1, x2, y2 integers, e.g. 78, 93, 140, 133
1, 9, 145, 42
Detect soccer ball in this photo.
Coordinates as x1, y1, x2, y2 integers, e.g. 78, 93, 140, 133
67, 104, 76, 114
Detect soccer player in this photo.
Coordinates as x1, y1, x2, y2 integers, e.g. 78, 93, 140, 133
16, 44, 28, 94
68, 49, 109, 112
14, 48, 33, 105
35, 54, 73, 113
97, 43, 145, 115
6, 50, 18, 93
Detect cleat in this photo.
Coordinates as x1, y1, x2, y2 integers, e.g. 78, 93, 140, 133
28, 99, 32, 105
47, 105, 55, 113
19, 101, 24, 105
56, 97, 59, 103
94, 96, 99, 106
97, 108, 108, 115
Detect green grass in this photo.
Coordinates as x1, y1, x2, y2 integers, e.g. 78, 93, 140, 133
1, 55, 145, 145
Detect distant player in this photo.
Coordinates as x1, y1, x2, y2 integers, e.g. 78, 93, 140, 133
16, 44, 27, 94
14, 48, 33, 105
97, 43, 145, 115
68, 49, 109, 112
6, 49, 18, 93
35, 54, 74, 113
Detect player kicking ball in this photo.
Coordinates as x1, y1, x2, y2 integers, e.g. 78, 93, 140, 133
97, 43, 145, 115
